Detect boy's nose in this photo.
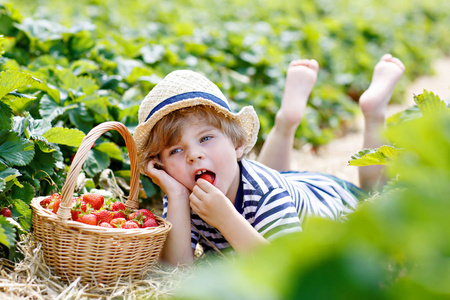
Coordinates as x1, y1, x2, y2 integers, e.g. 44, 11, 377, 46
187, 150, 204, 163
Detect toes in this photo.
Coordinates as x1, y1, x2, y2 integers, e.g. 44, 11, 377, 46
380, 54, 405, 71
380, 53, 393, 61
289, 59, 319, 71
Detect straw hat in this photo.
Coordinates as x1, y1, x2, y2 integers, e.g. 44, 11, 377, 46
134, 70, 260, 168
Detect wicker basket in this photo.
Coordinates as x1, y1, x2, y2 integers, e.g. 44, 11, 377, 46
30, 121, 171, 285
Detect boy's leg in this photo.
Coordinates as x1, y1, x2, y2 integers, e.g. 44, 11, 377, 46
359, 54, 405, 191
257, 59, 319, 171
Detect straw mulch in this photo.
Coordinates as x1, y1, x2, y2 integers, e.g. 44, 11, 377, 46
0, 234, 193, 299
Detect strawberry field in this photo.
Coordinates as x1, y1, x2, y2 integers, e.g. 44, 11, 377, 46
1, 0, 450, 298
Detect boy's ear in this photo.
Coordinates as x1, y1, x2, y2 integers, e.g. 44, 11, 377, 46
235, 145, 245, 159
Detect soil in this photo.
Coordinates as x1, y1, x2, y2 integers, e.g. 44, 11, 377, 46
288, 57, 450, 186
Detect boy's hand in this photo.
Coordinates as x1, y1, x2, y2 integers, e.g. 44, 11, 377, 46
189, 179, 238, 230
145, 160, 189, 199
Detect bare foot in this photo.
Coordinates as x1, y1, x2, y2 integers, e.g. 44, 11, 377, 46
359, 54, 405, 122
276, 59, 319, 131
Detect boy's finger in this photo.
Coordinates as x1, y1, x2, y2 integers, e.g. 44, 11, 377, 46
192, 184, 208, 199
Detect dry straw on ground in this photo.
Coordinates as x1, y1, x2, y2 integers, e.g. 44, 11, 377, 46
0, 234, 191, 299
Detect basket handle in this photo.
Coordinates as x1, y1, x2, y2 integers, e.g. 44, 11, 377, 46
57, 122, 140, 223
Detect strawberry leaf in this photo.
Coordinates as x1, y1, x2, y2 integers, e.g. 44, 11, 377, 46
414, 90, 449, 116
0, 101, 13, 130
42, 127, 85, 148
0, 215, 16, 247
0, 130, 35, 167
0, 70, 38, 99
349, 145, 401, 167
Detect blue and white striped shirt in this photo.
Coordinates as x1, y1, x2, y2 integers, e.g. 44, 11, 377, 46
162, 159, 365, 253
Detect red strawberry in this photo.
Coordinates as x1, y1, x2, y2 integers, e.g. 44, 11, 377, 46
82, 193, 104, 210
78, 213, 98, 226
70, 197, 87, 221
95, 209, 113, 224
52, 198, 61, 214
110, 218, 126, 228
139, 209, 154, 220
0, 207, 12, 218
112, 211, 126, 219
99, 222, 113, 228
143, 218, 158, 228
198, 172, 215, 184
122, 220, 140, 229
111, 201, 126, 211
40, 197, 51, 208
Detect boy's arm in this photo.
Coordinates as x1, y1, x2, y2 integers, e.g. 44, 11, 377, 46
160, 191, 194, 265
145, 161, 194, 265
190, 180, 269, 254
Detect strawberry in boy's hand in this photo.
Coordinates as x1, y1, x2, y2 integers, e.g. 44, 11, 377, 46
196, 171, 215, 184
83, 193, 104, 210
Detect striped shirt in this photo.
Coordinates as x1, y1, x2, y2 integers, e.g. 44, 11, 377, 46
162, 159, 366, 253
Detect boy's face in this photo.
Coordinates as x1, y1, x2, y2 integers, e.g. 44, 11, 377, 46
160, 116, 244, 202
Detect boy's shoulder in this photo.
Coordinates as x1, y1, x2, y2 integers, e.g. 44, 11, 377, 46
240, 159, 292, 194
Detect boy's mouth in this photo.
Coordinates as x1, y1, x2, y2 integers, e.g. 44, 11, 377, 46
195, 170, 216, 184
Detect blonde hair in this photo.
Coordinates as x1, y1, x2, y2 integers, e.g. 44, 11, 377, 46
142, 105, 247, 166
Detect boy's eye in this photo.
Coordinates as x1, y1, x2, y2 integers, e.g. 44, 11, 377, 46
200, 136, 212, 143
170, 148, 182, 155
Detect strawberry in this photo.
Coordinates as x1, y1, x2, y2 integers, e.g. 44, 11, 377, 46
111, 201, 126, 211
139, 209, 155, 220
78, 213, 98, 226
99, 222, 113, 228
112, 211, 126, 219
52, 198, 61, 214
70, 197, 87, 221
143, 218, 158, 228
128, 211, 146, 226
110, 218, 126, 228
0, 207, 12, 218
199, 172, 215, 184
122, 220, 140, 229
40, 197, 51, 208
95, 209, 113, 225
82, 193, 104, 210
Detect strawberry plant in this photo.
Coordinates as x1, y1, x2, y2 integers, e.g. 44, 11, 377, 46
0, 36, 85, 259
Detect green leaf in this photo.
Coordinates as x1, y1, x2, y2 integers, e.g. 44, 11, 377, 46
0, 167, 21, 188
349, 145, 401, 167
39, 95, 77, 122
0, 130, 35, 166
95, 142, 123, 161
83, 149, 110, 177
26, 146, 56, 177
414, 90, 449, 116
0, 216, 15, 247
11, 198, 32, 231
10, 182, 35, 205
1, 92, 36, 114
0, 101, 12, 130
0, 70, 38, 99
42, 127, 85, 147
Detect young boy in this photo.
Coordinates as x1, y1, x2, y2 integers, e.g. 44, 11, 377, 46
133, 54, 405, 266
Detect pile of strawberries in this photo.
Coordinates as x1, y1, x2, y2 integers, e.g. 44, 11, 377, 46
40, 193, 158, 229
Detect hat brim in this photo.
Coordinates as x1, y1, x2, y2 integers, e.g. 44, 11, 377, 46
134, 97, 259, 170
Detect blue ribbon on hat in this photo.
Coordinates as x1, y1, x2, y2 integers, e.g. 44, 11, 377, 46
145, 91, 231, 122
